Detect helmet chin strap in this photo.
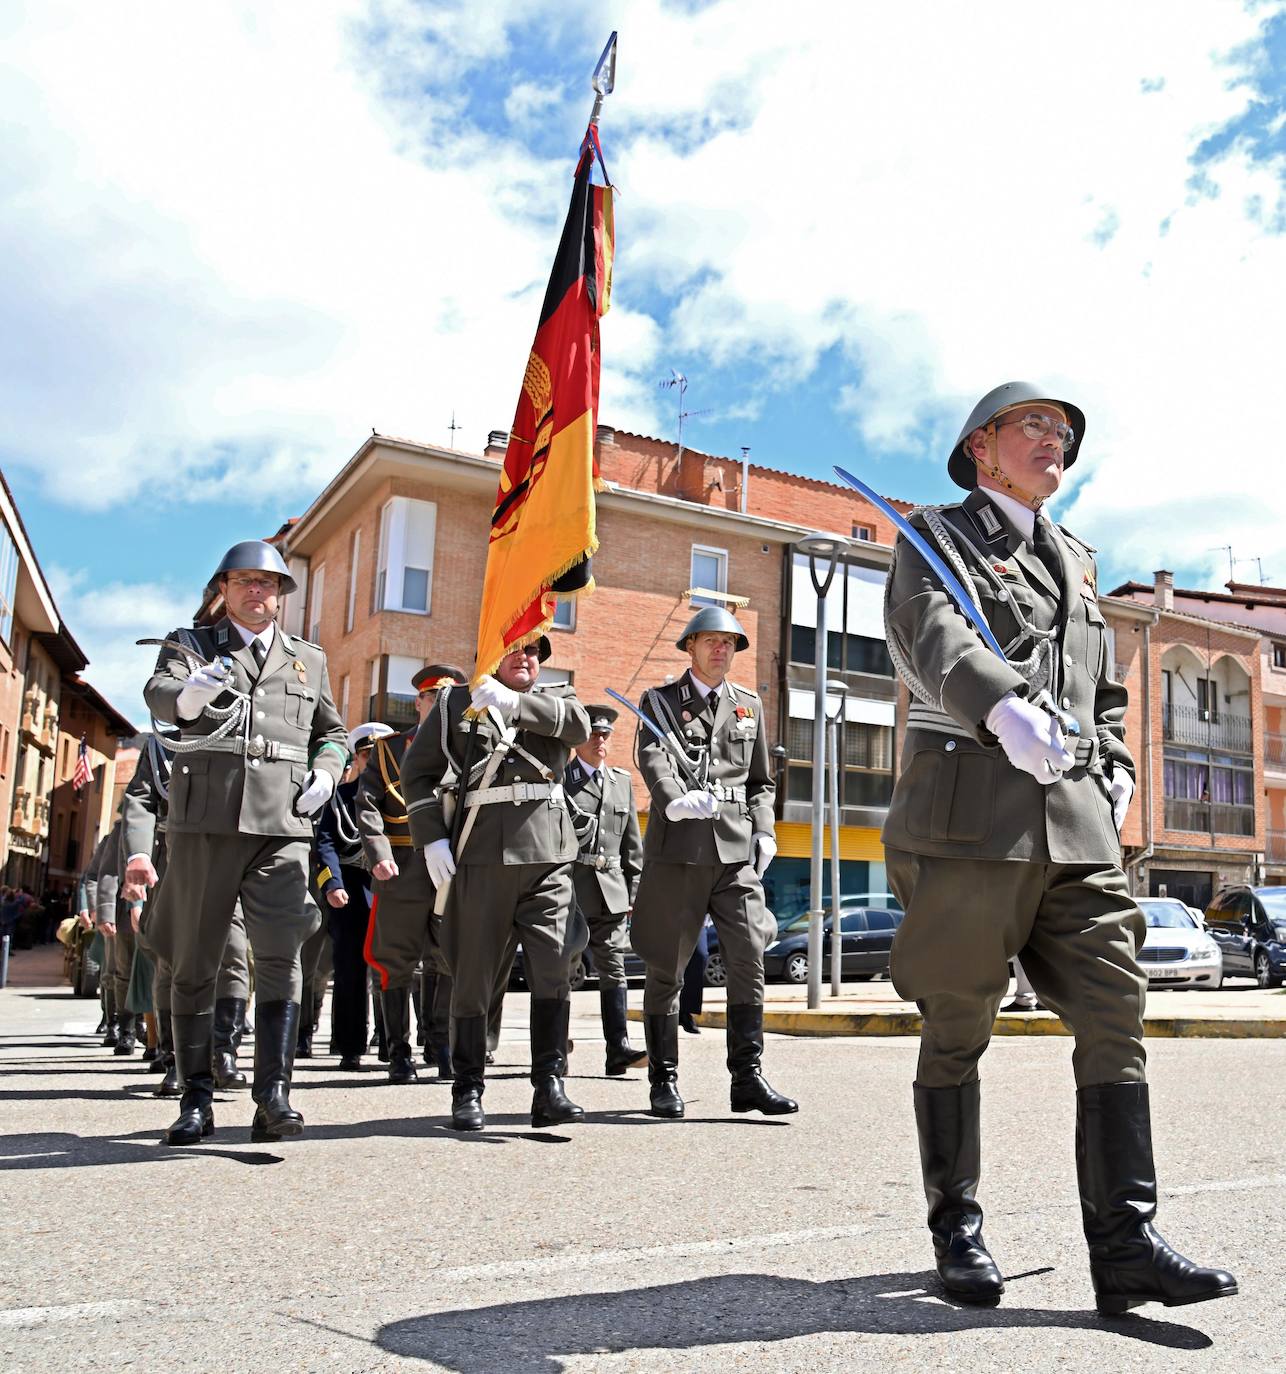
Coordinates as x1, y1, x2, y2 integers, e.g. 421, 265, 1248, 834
972, 424, 1045, 510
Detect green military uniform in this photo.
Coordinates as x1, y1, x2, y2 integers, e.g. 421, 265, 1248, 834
402, 673, 590, 1130
84, 831, 120, 1044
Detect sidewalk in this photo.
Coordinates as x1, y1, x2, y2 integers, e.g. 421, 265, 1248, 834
629, 975, 1286, 1039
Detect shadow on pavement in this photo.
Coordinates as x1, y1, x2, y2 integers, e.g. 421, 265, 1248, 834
373, 1269, 1215, 1371
0, 1129, 283, 1170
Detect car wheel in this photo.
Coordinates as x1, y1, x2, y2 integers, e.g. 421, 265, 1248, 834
1256, 952, 1281, 988
704, 952, 727, 988
569, 958, 589, 993
784, 952, 809, 984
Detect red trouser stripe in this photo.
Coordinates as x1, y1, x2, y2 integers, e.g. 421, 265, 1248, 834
363, 894, 391, 992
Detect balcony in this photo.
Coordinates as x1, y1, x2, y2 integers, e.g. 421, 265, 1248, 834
1267, 830, 1286, 864
1162, 704, 1252, 754
1164, 797, 1255, 836
1267, 733, 1286, 770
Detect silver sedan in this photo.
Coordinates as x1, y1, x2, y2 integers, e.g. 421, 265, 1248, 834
1136, 898, 1223, 989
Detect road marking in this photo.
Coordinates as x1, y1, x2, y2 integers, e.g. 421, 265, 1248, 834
0, 1299, 142, 1329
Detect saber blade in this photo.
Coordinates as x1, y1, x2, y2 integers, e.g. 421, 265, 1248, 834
604, 687, 702, 788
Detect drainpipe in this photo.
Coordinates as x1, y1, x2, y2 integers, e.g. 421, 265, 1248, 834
1128, 615, 1156, 893
739, 447, 750, 515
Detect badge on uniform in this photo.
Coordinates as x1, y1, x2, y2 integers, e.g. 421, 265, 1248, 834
734, 704, 753, 720
293, 659, 307, 683
971, 504, 1005, 541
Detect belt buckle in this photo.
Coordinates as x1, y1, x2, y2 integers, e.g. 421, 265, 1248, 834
246, 734, 266, 760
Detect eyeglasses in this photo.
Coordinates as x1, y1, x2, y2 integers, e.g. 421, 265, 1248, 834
226, 575, 280, 590
506, 646, 541, 659
994, 412, 1076, 452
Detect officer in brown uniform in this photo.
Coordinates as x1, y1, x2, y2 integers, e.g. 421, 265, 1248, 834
630, 607, 797, 1121
356, 664, 466, 1082
564, 706, 647, 1075
402, 635, 590, 1131
144, 540, 348, 1146
882, 382, 1235, 1312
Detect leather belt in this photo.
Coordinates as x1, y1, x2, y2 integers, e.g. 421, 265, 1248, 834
190, 735, 310, 764
576, 855, 621, 872
710, 782, 747, 803
1074, 733, 1102, 773
465, 781, 566, 807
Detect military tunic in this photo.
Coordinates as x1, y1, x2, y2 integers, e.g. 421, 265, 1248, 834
882, 487, 1146, 1089
630, 670, 777, 1015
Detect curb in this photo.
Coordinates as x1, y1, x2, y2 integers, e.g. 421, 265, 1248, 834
627, 1007, 1286, 1040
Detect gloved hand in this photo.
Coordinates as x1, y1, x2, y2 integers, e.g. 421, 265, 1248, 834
1108, 771, 1135, 832
665, 789, 720, 822
293, 769, 335, 816
753, 832, 777, 877
175, 661, 233, 720
985, 692, 1074, 785
470, 674, 520, 719
425, 838, 457, 886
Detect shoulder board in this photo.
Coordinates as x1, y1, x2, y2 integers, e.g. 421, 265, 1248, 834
1057, 524, 1097, 555
609, 765, 632, 777
728, 682, 759, 702
285, 634, 323, 653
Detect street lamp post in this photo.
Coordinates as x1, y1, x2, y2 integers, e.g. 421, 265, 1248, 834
795, 532, 851, 1010
826, 679, 849, 998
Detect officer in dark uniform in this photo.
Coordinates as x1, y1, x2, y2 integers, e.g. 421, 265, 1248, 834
402, 635, 591, 1132
564, 705, 647, 1075
630, 606, 797, 1121
882, 382, 1235, 1312
144, 539, 347, 1146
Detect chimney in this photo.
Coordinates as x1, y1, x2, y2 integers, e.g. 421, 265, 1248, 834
595, 424, 616, 446
1154, 570, 1174, 611
485, 429, 509, 456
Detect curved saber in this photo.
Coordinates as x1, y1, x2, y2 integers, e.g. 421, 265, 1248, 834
604, 688, 703, 789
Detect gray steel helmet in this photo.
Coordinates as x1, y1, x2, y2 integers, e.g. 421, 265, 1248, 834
675, 605, 749, 653
949, 381, 1086, 491
211, 540, 297, 596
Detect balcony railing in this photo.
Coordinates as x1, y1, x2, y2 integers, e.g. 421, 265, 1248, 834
1164, 798, 1256, 836
1162, 704, 1252, 753
1267, 733, 1286, 769
1267, 830, 1286, 863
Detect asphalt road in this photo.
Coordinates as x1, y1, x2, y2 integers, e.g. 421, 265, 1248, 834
2, 958, 1284, 1373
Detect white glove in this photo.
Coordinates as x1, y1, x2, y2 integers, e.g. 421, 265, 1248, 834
985, 692, 1074, 785
665, 789, 720, 821
293, 769, 335, 817
470, 675, 520, 719
175, 661, 233, 720
425, 838, 456, 886
1108, 771, 1135, 832
753, 832, 777, 877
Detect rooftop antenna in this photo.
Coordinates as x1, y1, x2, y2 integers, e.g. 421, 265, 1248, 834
1236, 555, 1271, 585
1208, 545, 1234, 583
658, 369, 712, 463
447, 411, 462, 448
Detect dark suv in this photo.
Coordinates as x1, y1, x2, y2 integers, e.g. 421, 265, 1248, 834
1204, 886, 1286, 987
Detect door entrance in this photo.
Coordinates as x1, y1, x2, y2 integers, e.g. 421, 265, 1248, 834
1149, 869, 1214, 910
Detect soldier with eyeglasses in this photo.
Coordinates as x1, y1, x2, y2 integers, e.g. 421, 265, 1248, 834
880, 381, 1236, 1313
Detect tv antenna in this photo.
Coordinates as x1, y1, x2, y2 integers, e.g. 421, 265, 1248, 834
1208, 545, 1235, 583
659, 369, 712, 462
1235, 555, 1271, 586
447, 411, 462, 448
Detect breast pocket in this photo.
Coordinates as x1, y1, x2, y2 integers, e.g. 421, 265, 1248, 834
1084, 599, 1107, 679
170, 755, 209, 825
284, 680, 317, 728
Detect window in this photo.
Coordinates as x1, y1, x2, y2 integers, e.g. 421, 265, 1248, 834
551, 598, 576, 631
1274, 643, 1286, 670
376, 497, 437, 615
0, 518, 17, 645
339, 675, 349, 724
689, 546, 728, 608
840, 912, 868, 933
308, 564, 325, 643
851, 523, 874, 542
345, 527, 361, 633
1196, 676, 1219, 723
865, 910, 897, 932
539, 667, 574, 686
789, 625, 893, 677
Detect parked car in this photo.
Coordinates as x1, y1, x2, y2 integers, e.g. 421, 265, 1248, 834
763, 907, 904, 984
509, 945, 647, 991
1204, 886, 1286, 987
1135, 898, 1223, 989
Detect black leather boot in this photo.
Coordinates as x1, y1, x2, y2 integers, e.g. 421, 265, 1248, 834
1077, 1082, 1237, 1315
250, 1000, 304, 1142
429, 974, 454, 1077
420, 972, 438, 1064
645, 1013, 684, 1119
163, 1012, 215, 1145
382, 986, 418, 1084
114, 1011, 138, 1055
726, 1003, 798, 1115
101, 1011, 119, 1048
153, 1010, 181, 1098
914, 1080, 1004, 1304
450, 1015, 487, 1131
212, 996, 248, 1090
601, 987, 648, 1076
530, 998, 584, 1127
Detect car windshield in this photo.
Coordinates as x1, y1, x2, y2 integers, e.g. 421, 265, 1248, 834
1255, 890, 1286, 921
1139, 901, 1196, 929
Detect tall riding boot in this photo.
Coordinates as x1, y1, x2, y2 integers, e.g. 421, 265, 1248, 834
1076, 1082, 1237, 1315
450, 1015, 488, 1130
212, 996, 249, 1089
372, 990, 389, 1061
153, 1010, 181, 1098
914, 1080, 1005, 1304
726, 1003, 798, 1115
644, 1013, 684, 1119
295, 986, 314, 1059
250, 1000, 305, 1142
381, 986, 418, 1084
530, 998, 584, 1128
114, 1010, 138, 1056
142, 1012, 159, 1063
428, 974, 453, 1077
601, 986, 648, 1075
163, 1012, 215, 1145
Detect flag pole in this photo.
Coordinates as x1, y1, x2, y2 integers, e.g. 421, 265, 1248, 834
589, 31, 617, 125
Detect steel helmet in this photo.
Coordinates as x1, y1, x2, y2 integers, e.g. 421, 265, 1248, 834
211, 540, 297, 595
949, 382, 1086, 491
675, 605, 749, 653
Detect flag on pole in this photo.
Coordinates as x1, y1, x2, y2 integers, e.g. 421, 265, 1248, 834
472, 125, 614, 685
72, 735, 92, 792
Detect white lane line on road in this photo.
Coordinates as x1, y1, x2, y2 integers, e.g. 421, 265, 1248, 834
0, 1299, 142, 1329
430, 1172, 1286, 1288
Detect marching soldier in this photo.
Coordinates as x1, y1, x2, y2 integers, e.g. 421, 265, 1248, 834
144, 539, 347, 1146
564, 706, 647, 1075
85, 829, 121, 1047
882, 381, 1235, 1312
402, 635, 591, 1131
629, 607, 797, 1121
356, 664, 466, 1083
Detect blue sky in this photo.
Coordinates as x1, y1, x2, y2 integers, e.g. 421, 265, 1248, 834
2, 0, 1284, 723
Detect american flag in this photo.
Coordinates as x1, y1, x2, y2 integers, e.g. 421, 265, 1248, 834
72, 735, 92, 792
